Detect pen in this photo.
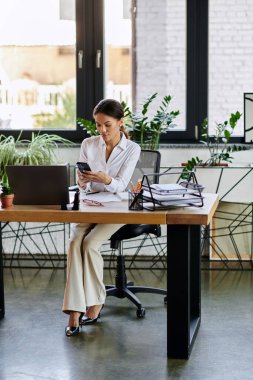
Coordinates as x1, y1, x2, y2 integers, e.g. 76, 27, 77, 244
129, 191, 142, 210
136, 179, 142, 192
130, 181, 135, 193
86, 191, 100, 195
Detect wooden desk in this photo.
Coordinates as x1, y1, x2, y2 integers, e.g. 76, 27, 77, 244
0, 193, 218, 359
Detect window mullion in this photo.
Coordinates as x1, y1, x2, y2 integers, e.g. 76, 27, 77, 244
186, 0, 208, 141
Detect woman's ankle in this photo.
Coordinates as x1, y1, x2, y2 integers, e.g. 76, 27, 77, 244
68, 311, 81, 326
86, 304, 103, 319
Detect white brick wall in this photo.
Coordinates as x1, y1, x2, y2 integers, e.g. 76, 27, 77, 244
136, 0, 185, 129
135, 0, 253, 136
209, 0, 253, 135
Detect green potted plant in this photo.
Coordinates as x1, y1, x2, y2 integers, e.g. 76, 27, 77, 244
77, 93, 180, 150
183, 111, 247, 172
0, 132, 72, 182
0, 173, 14, 208
77, 118, 99, 137
123, 93, 179, 150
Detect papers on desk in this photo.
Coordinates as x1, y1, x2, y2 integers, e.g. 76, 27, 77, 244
148, 183, 188, 194
141, 182, 204, 210
77, 180, 204, 209
142, 190, 203, 207
139, 171, 204, 211
144, 183, 204, 195
80, 191, 128, 203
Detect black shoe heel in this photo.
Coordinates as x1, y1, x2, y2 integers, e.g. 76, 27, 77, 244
65, 312, 84, 337
65, 325, 80, 337
81, 305, 104, 326
81, 314, 100, 325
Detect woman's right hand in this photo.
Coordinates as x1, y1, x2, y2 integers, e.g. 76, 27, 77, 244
77, 169, 90, 189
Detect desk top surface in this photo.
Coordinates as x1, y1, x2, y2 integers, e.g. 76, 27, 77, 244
0, 193, 218, 226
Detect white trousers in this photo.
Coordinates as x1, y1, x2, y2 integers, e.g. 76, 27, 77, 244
62, 222, 124, 314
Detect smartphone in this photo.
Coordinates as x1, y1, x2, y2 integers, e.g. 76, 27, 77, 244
76, 162, 91, 173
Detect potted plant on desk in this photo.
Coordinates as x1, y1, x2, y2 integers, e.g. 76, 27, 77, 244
182, 111, 247, 171
0, 174, 14, 208
0, 132, 72, 207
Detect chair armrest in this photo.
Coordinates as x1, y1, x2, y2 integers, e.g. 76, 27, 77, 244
69, 185, 79, 191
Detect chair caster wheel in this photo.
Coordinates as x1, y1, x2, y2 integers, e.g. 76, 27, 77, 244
164, 296, 167, 305
136, 307, 145, 318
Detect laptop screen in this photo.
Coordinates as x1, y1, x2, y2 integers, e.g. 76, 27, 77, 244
6, 164, 70, 206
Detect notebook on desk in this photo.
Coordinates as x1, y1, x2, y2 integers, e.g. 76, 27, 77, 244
6, 164, 70, 206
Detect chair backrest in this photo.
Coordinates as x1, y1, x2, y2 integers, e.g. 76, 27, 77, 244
129, 149, 161, 187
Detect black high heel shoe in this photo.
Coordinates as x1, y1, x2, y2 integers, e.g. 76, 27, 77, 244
81, 305, 104, 326
65, 312, 84, 337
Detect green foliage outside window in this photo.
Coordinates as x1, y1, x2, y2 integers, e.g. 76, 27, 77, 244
33, 93, 76, 129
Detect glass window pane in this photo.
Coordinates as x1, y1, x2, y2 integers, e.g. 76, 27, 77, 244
209, 0, 253, 136
166, 0, 186, 131
135, 0, 186, 131
104, 0, 132, 107
0, 0, 76, 130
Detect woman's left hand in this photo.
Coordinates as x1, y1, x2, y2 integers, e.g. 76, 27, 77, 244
82, 170, 112, 186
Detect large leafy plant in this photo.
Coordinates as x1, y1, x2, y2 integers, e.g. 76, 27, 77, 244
77, 93, 180, 150
77, 118, 99, 136
0, 132, 72, 181
123, 93, 179, 150
183, 111, 247, 171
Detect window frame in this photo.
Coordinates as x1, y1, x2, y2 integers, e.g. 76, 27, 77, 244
159, 0, 208, 143
159, 0, 243, 144
0, 0, 244, 144
0, 0, 104, 143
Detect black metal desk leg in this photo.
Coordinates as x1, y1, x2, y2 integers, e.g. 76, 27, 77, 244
167, 224, 201, 359
0, 222, 5, 319
190, 225, 201, 323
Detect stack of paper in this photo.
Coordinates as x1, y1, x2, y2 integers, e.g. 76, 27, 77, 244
142, 183, 203, 208
148, 183, 188, 194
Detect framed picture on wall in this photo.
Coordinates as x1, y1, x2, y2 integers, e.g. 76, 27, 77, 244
244, 93, 253, 143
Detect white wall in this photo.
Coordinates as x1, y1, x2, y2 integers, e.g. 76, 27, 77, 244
135, 0, 186, 129
57, 145, 253, 168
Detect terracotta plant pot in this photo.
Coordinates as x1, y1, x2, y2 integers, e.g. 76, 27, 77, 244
1, 194, 14, 208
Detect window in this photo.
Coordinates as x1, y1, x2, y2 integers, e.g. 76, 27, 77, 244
135, 0, 186, 138
133, 0, 208, 143
0, 0, 76, 131
104, 0, 132, 108
0, 0, 133, 142
0, 0, 104, 142
209, 0, 253, 137
2, 0, 243, 144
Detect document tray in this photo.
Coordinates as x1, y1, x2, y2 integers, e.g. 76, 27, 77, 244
138, 171, 204, 211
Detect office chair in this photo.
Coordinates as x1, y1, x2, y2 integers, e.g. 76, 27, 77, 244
106, 150, 167, 318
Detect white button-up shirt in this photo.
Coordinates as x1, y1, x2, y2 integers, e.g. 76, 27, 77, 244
79, 134, 141, 193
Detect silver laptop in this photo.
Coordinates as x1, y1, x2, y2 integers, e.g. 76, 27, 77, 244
6, 164, 70, 206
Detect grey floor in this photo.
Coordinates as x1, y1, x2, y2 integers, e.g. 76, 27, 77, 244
1, 266, 253, 380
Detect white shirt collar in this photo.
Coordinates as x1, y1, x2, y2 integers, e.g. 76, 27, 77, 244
99, 132, 127, 150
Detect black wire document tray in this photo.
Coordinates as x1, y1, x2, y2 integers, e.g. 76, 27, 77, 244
129, 171, 204, 211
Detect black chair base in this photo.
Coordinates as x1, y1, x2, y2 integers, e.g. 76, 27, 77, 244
106, 255, 167, 318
